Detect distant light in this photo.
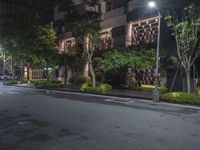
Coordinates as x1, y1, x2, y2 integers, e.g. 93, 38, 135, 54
148, 1, 156, 8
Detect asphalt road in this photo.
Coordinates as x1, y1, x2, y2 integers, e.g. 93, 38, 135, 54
0, 83, 200, 150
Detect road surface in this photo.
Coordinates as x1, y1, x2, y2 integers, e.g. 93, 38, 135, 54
0, 83, 200, 150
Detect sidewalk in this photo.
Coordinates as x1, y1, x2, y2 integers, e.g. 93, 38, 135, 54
5, 82, 153, 100
56, 86, 153, 100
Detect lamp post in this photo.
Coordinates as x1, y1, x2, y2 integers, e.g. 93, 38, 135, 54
148, 1, 161, 102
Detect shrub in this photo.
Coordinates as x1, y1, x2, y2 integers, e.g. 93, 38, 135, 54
80, 83, 112, 93
137, 85, 168, 93
97, 83, 112, 93
5, 80, 19, 85
33, 80, 61, 89
197, 87, 200, 95
68, 77, 75, 83
73, 76, 89, 86
161, 92, 200, 106
80, 83, 90, 92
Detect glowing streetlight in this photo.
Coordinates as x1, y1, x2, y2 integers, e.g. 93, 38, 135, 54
148, 1, 161, 102
148, 1, 156, 8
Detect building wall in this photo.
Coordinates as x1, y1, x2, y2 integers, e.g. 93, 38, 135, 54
54, 0, 198, 89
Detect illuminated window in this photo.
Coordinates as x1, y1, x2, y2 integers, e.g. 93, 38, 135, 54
64, 40, 75, 51
99, 30, 112, 50
131, 17, 159, 45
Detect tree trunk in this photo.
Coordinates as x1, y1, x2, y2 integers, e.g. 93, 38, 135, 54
185, 68, 191, 93
170, 67, 179, 92
89, 56, 96, 88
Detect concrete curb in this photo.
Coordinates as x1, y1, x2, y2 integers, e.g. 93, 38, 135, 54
4, 84, 200, 110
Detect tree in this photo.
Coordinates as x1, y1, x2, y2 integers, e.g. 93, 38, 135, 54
56, 0, 101, 88
166, 4, 200, 93
101, 48, 157, 87
34, 23, 58, 79
86, 29, 102, 88
0, 12, 58, 80
102, 48, 156, 73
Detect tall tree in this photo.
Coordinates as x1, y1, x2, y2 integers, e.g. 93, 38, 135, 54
56, 0, 101, 88
34, 23, 58, 79
0, 12, 58, 79
166, 4, 200, 93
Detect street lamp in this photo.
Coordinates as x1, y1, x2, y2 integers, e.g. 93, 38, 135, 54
148, 1, 161, 102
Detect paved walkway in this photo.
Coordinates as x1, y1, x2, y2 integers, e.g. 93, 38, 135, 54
3, 82, 153, 100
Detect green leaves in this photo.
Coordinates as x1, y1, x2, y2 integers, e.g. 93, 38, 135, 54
165, 3, 200, 93
0, 11, 58, 68
102, 48, 156, 72
57, 0, 100, 36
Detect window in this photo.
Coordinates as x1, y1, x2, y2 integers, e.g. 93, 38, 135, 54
99, 31, 112, 50
131, 17, 159, 45
106, 2, 112, 12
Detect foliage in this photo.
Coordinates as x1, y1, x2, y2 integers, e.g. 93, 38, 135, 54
165, 4, 200, 93
102, 48, 156, 72
4, 80, 20, 85
58, 48, 86, 74
73, 76, 89, 86
137, 85, 168, 93
80, 83, 90, 92
161, 92, 200, 106
197, 87, 200, 95
80, 83, 112, 93
56, 0, 101, 89
97, 83, 112, 93
0, 12, 58, 70
34, 23, 58, 66
56, 0, 100, 35
32, 80, 62, 89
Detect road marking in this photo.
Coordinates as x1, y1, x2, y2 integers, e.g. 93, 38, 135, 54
6, 91, 20, 94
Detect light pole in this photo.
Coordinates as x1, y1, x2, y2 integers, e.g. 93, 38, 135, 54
148, 1, 161, 102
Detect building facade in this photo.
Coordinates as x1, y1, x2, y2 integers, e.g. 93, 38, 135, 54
54, 0, 199, 90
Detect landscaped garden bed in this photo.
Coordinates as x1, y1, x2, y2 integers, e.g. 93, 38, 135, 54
31, 80, 62, 89
136, 85, 168, 93
80, 83, 112, 93
161, 92, 200, 106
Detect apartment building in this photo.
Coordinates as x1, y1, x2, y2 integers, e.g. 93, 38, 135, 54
55, 0, 199, 91
55, 0, 162, 81
55, 0, 176, 48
